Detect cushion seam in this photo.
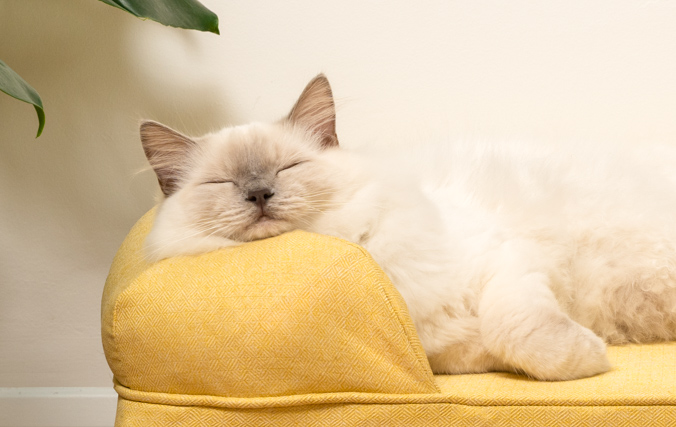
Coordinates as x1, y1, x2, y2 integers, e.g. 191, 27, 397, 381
114, 382, 676, 409
329, 237, 439, 392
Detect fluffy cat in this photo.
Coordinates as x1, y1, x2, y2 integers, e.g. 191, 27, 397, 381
140, 74, 676, 381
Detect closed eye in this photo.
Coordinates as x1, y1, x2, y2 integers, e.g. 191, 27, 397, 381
277, 161, 306, 175
202, 179, 234, 185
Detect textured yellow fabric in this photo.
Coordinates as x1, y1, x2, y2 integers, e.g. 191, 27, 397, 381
103, 210, 676, 426
115, 398, 675, 427
434, 343, 676, 407
102, 209, 437, 397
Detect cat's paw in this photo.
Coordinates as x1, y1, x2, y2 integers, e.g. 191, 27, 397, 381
484, 313, 611, 381
521, 323, 611, 381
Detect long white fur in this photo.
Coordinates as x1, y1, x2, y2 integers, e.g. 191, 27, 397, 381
141, 77, 676, 381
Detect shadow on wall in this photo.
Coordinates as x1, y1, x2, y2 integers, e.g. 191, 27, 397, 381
0, 0, 229, 386
0, 0, 230, 264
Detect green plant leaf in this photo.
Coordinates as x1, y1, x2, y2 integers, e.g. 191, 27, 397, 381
0, 59, 45, 138
98, 0, 219, 34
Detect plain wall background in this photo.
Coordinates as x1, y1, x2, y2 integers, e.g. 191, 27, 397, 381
1, 0, 676, 387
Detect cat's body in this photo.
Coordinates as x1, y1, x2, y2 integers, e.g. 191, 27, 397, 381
141, 75, 676, 380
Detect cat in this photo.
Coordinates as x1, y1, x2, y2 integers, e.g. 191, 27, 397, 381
140, 74, 676, 381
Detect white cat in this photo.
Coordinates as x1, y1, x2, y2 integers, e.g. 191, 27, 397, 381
140, 74, 676, 381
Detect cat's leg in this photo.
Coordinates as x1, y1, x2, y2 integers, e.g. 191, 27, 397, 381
426, 318, 510, 375
479, 269, 611, 380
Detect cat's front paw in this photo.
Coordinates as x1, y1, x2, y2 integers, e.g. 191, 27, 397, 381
523, 324, 611, 381
484, 313, 611, 381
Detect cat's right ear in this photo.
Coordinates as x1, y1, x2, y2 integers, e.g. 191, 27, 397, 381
140, 120, 197, 197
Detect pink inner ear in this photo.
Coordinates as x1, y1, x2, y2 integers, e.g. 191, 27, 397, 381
288, 74, 339, 148
140, 120, 197, 196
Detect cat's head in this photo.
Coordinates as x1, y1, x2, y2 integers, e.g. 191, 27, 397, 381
141, 74, 345, 257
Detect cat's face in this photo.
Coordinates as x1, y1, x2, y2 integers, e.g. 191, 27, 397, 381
141, 74, 342, 243
175, 123, 341, 242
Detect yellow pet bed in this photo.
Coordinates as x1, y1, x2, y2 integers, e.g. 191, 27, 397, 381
102, 210, 676, 426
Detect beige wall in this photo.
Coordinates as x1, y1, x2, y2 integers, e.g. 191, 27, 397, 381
1, 0, 676, 387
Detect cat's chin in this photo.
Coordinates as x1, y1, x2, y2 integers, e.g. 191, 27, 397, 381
239, 215, 294, 242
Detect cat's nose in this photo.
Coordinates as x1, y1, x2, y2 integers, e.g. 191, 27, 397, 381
246, 188, 274, 207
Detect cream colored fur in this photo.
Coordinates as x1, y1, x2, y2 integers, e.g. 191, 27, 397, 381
141, 75, 676, 381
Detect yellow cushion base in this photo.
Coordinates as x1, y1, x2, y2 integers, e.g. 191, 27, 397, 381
115, 400, 674, 427
103, 210, 676, 426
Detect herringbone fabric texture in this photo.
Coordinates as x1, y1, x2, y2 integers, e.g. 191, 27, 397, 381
102, 209, 437, 398
103, 210, 676, 426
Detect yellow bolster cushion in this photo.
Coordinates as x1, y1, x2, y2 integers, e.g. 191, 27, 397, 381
101, 209, 438, 398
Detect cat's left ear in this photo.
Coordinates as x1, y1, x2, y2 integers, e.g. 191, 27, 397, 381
287, 74, 339, 148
